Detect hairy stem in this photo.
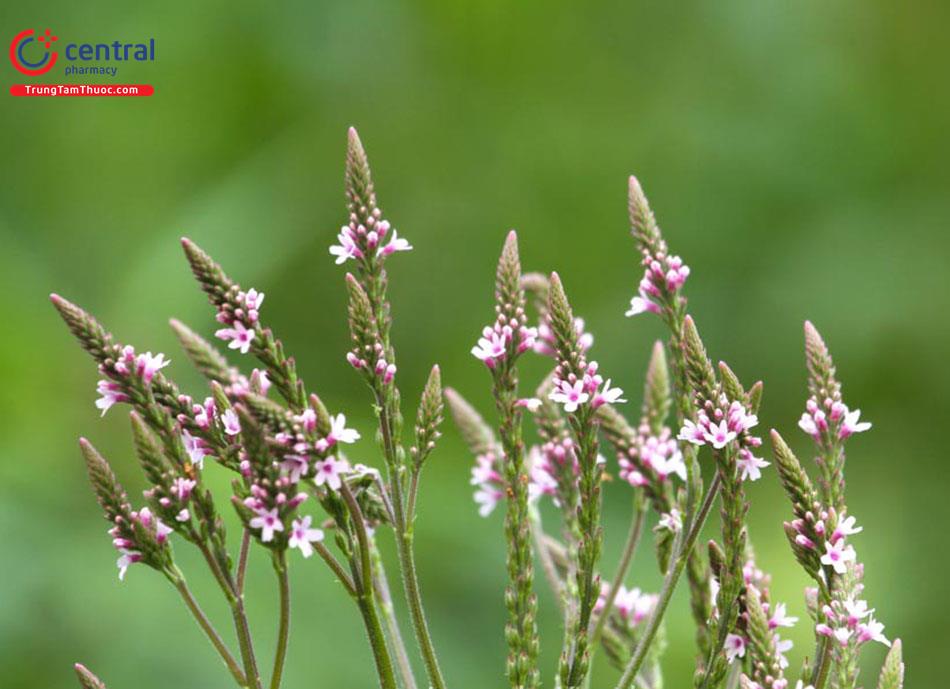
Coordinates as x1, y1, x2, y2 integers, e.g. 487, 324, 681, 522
590, 493, 647, 648
372, 540, 419, 689
270, 551, 291, 689
168, 569, 247, 687
615, 473, 722, 689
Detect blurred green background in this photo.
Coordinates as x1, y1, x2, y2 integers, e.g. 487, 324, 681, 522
2, 1, 948, 687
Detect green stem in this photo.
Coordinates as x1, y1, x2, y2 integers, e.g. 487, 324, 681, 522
270, 552, 291, 689
357, 592, 400, 689
237, 529, 251, 595
378, 401, 447, 689
590, 494, 647, 648
615, 473, 722, 689
811, 635, 833, 689
372, 541, 419, 689
168, 569, 247, 687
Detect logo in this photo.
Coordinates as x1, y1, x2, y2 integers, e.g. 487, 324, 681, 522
10, 28, 58, 76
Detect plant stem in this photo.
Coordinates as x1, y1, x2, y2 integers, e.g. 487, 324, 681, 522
314, 541, 357, 597
810, 636, 833, 689
357, 592, 400, 689
615, 473, 722, 689
168, 569, 248, 687
372, 541, 419, 689
590, 493, 647, 648
270, 551, 291, 689
378, 401, 447, 689
237, 529, 251, 595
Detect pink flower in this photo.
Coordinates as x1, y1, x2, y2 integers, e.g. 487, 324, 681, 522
703, 420, 737, 449
677, 419, 707, 446
249, 507, 283, 543
171, 477, 197, 502
330, 228, 361, 264
839, 407, 871, 439
856, 618, 889, 647
296, 409, 317, 433
625, 291, 661, 317
549, 379, 589, 413
727, 401, 757, 433
312, 456, 349, 491
471, 327, 508, 365
221, 408, 241, 436
736, 449, 769, 482
798, 412, 819, 437
592, 379, 626, 408
820, 540, 857, 574
831, 515, 862, 543
724, 633, 746, 663
134, 352, 170, 383
288, 516, 324, 558
658, 509, 682, 533
516, 398, 543, 412
474, 486, 503, 517
768, 602, 798, 629
95, 380, 128, 416
326, 413, 360, 446
281, 455, 309, 483
181, 429, 208, 468
215, 321, 255, 354
243, 289, 264, 322
116, 549, 142, 580
377, 229, 412, 257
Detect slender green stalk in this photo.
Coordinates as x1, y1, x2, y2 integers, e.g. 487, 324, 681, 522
270, 552, 291, 689
615, 474, 722, 689
237, 529, 251, 595
590, 493, 647, 648
168, 569, 247, 687
811, 635, 833, 689
314, 541, 358, 597
357, 593, 400, 689
372, 541, 420, 689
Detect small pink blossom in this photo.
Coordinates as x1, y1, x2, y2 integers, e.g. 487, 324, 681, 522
377, 229, 412, 257
288, 516, 324, 558
768, 602, 798, 629
221, 408, 241, 436
677, 419, 707, 446
181, 429, 209, 468
171, 477, 197, 502
831, 515, 862, 543
249, 507, 283, 542
471, 327, 508, 365
330, 228, 361, 264
839, 406, 871, 439
658, 509, 682, 533
134, 352, 170, 383
820, 540, 857, 574
116, 550, 142, 580
592, 379, 626, 408
312, 456, 349, 491
724, 633, 746, 663
625, 291, 661, 317
549, 379, 589, 413
703, 420, 737, 449
736, 449, 769, 482
474, 486, 503, 517
516, 398, 543, 412
856, 618, 889, 647
215, 321, 255, 354
281, 455, 309, 483
95, 380, 128, 416
315, 414, 361, 452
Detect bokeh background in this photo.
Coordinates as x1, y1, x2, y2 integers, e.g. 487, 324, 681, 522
2, 1, 948, 687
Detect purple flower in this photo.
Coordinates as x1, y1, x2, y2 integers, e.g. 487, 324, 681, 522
249, 507, 283, 542
288, 516, 324, 558
215, 321, 255, 354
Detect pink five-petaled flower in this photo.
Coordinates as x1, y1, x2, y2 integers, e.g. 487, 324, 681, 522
856, 618, 890, 647
221, 408, 241, 436
768, 602, 799, 630
592, 379, 626, 409
832, 515, 862, 543
677, 419, 707, 446
95, 380, 128, 416
171, 477, 197, 502
312, 456, 349, 491
724, 633, 746, 663
181, 429, 208, 468
842, 598, 873, 626
820, 540, 857, 574
549, 379, 589, 413
288, 515, 324, 558
134, 351, 170, 383
377, 229, 412, 257
215, 321, 255, 354
658, 509, 682, 533
249, 507, 283, 543
329, 228, 361, 264
839, 406, 872, 439
471, 326, 508, 367
736, 449, 770, 482
625, 288, 661, 317
315, 413, 361, 452
704, 419, 737, 449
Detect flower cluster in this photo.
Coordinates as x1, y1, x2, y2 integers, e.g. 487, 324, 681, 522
471, 319, 537, 368
624, 251, 690, 318
799, 398, 871, 443
113, 507, 173, 580
618, 424, 686, 488
94, 344, 171, 416
470, 446, 560, 516
678, 397, 769, 481
214, 288, 264, 354
549, 361, 625, 414
330, 218, 412, 266
816, 583, 890, 649
594, 583, 658, 629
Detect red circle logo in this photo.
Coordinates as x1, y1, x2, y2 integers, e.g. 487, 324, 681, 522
10, 29, 59, 76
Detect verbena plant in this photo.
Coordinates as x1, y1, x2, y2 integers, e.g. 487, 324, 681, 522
56, 129, 903, 689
